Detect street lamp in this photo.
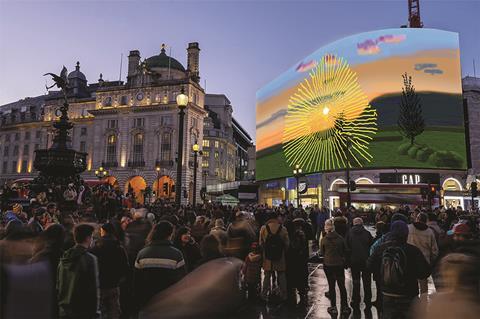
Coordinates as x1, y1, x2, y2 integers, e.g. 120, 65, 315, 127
293, 164, 303, 207
155, 166, 160, 198
175, 87, 188, 206
192, 143, 201, 207
95, 166, 109, 180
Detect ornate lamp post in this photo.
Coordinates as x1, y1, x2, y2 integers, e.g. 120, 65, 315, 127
94, 166, 108, 180
293, 164, 303, 207
155, 166, 161, 197
175, 87, 189, 206
192, 143, 202, 207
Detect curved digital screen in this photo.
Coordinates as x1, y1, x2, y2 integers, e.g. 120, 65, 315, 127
256, 28, 465, 181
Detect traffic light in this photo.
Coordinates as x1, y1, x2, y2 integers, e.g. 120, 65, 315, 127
472, 181, 478, 198
429, 185, 437, 197
349, 180, 356, 192
163, 183, 168, 193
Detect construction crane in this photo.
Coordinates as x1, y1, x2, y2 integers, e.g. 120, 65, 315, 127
408, 0, 423, 28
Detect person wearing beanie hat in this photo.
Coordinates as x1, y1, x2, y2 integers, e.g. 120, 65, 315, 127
367, 220, 430, 318
320, 218, 351, 316
345, 217, 374, 309
91, 222, 129, 319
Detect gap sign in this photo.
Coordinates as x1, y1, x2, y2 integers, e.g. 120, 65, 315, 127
379, 173, 440, 185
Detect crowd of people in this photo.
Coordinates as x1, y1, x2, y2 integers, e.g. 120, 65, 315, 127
0, 184, 479, 319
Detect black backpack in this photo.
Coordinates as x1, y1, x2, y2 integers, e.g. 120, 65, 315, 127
264, 224, 284, 261
380, 245, 407, 292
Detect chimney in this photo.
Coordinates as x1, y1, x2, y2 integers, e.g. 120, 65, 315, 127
187, 42, 200, 83
127, 50, 141, 80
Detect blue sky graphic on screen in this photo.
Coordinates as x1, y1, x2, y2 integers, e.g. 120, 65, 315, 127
256, 28, 465, 181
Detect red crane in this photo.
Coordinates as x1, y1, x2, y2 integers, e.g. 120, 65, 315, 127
408, 0, 423, 28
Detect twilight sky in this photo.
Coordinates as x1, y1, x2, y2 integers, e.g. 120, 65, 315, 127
0, 0, 479, 141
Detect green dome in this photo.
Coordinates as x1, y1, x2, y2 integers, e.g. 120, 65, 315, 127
145, 47, 185, 72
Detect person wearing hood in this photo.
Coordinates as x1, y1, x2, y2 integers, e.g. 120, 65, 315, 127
57, 224, 100, 319
345, 217, 374, 310
407, 212, 438, 298
3, 203, 25, 224
367, 220, 430, 319
90, 223, 129, 319
320, 219, 350, 317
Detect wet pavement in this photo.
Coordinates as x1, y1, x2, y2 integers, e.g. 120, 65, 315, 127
233, 262, 381, 319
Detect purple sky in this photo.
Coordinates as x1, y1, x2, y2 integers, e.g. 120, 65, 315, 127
1, 0, 479, 141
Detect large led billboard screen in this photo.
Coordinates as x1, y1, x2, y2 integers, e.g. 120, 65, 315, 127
256, 28, 466, 181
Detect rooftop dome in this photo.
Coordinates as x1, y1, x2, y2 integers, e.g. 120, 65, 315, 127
145, 45, 185, 72
68, 61, 86, 81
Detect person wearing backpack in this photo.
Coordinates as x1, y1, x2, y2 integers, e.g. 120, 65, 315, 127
320, 218, 351, 317
259, 211, 290, 302
367, 220, 430, 319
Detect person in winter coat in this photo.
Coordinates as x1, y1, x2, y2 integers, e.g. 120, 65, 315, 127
407, 212, 438, 298
90, 223, 129, 319
30, 224, 66, 318
134, 221, 186, 307
345, 217, 374, 309
57, 224, 100, 319
196, 234, 225, 267
316, 208, 329, 242
242, 242, 262, 301
285, 217, 312, 305
320, 219, 350, 317
174, 226, 202, 272
124, 209, 152, 264
333, 215, 348, 238
259, 212, 290, 302
368, 220, 430, 319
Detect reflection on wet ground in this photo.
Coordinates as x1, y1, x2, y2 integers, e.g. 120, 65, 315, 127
233, 262, 381, 319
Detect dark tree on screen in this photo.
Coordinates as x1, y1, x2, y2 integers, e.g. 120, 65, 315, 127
398, 73, 425, 145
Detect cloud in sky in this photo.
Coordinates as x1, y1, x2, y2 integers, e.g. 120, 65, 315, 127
357, 34, 406, 55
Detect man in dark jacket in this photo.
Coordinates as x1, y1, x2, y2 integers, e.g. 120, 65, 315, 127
90, 223, 129, 319
367, 220, 430, 319
345, 217, 374, 309
57, 224, 100, 319
134, 221, 186, 307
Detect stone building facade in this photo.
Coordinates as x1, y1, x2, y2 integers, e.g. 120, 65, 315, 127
0, 43, 208, 204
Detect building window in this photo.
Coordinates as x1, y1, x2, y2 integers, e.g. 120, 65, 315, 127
2, 161, 7, 174
161, 116, 172, 126
215, 141, 219, 148
106, 135, 117, 163
79, 141, 86, 152
13, 145, 19, 156
120, 96, 128, 106
11, 161, 17, 173
214, 151, 219, 159
25, 132, 30, 140
132, 133, 144, 163
191, 117, 198, 128
3, 146, 9, 157
202, 161, 209, 168
15, 133, 20, 141
21, 160, 28, 173
133, 118, 144, 127
80, 127, 87, 136
202, 150, 210, 158
23, 144, 29, 155
34, 144, 40, 150
5, 134, 10, 142
108, 120, 118, 129
103, 96, 112, 107
36, 130, 42, 139
202, 140, 210, 148
160, 132, 171, 161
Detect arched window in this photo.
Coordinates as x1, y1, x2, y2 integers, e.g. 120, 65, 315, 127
106, 134, 117, 164
133, 133, 144, 163
160, 132, 171, 161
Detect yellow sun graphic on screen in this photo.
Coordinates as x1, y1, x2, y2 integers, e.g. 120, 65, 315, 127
283, 55, 378, 172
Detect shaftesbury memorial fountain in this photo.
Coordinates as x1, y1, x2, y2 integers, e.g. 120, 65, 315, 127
31, 67, 87, 208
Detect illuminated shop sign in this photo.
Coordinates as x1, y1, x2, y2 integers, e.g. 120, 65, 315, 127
379, 173, 440, 185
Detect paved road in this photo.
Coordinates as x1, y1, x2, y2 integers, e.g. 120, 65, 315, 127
234, 261, 381, 319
